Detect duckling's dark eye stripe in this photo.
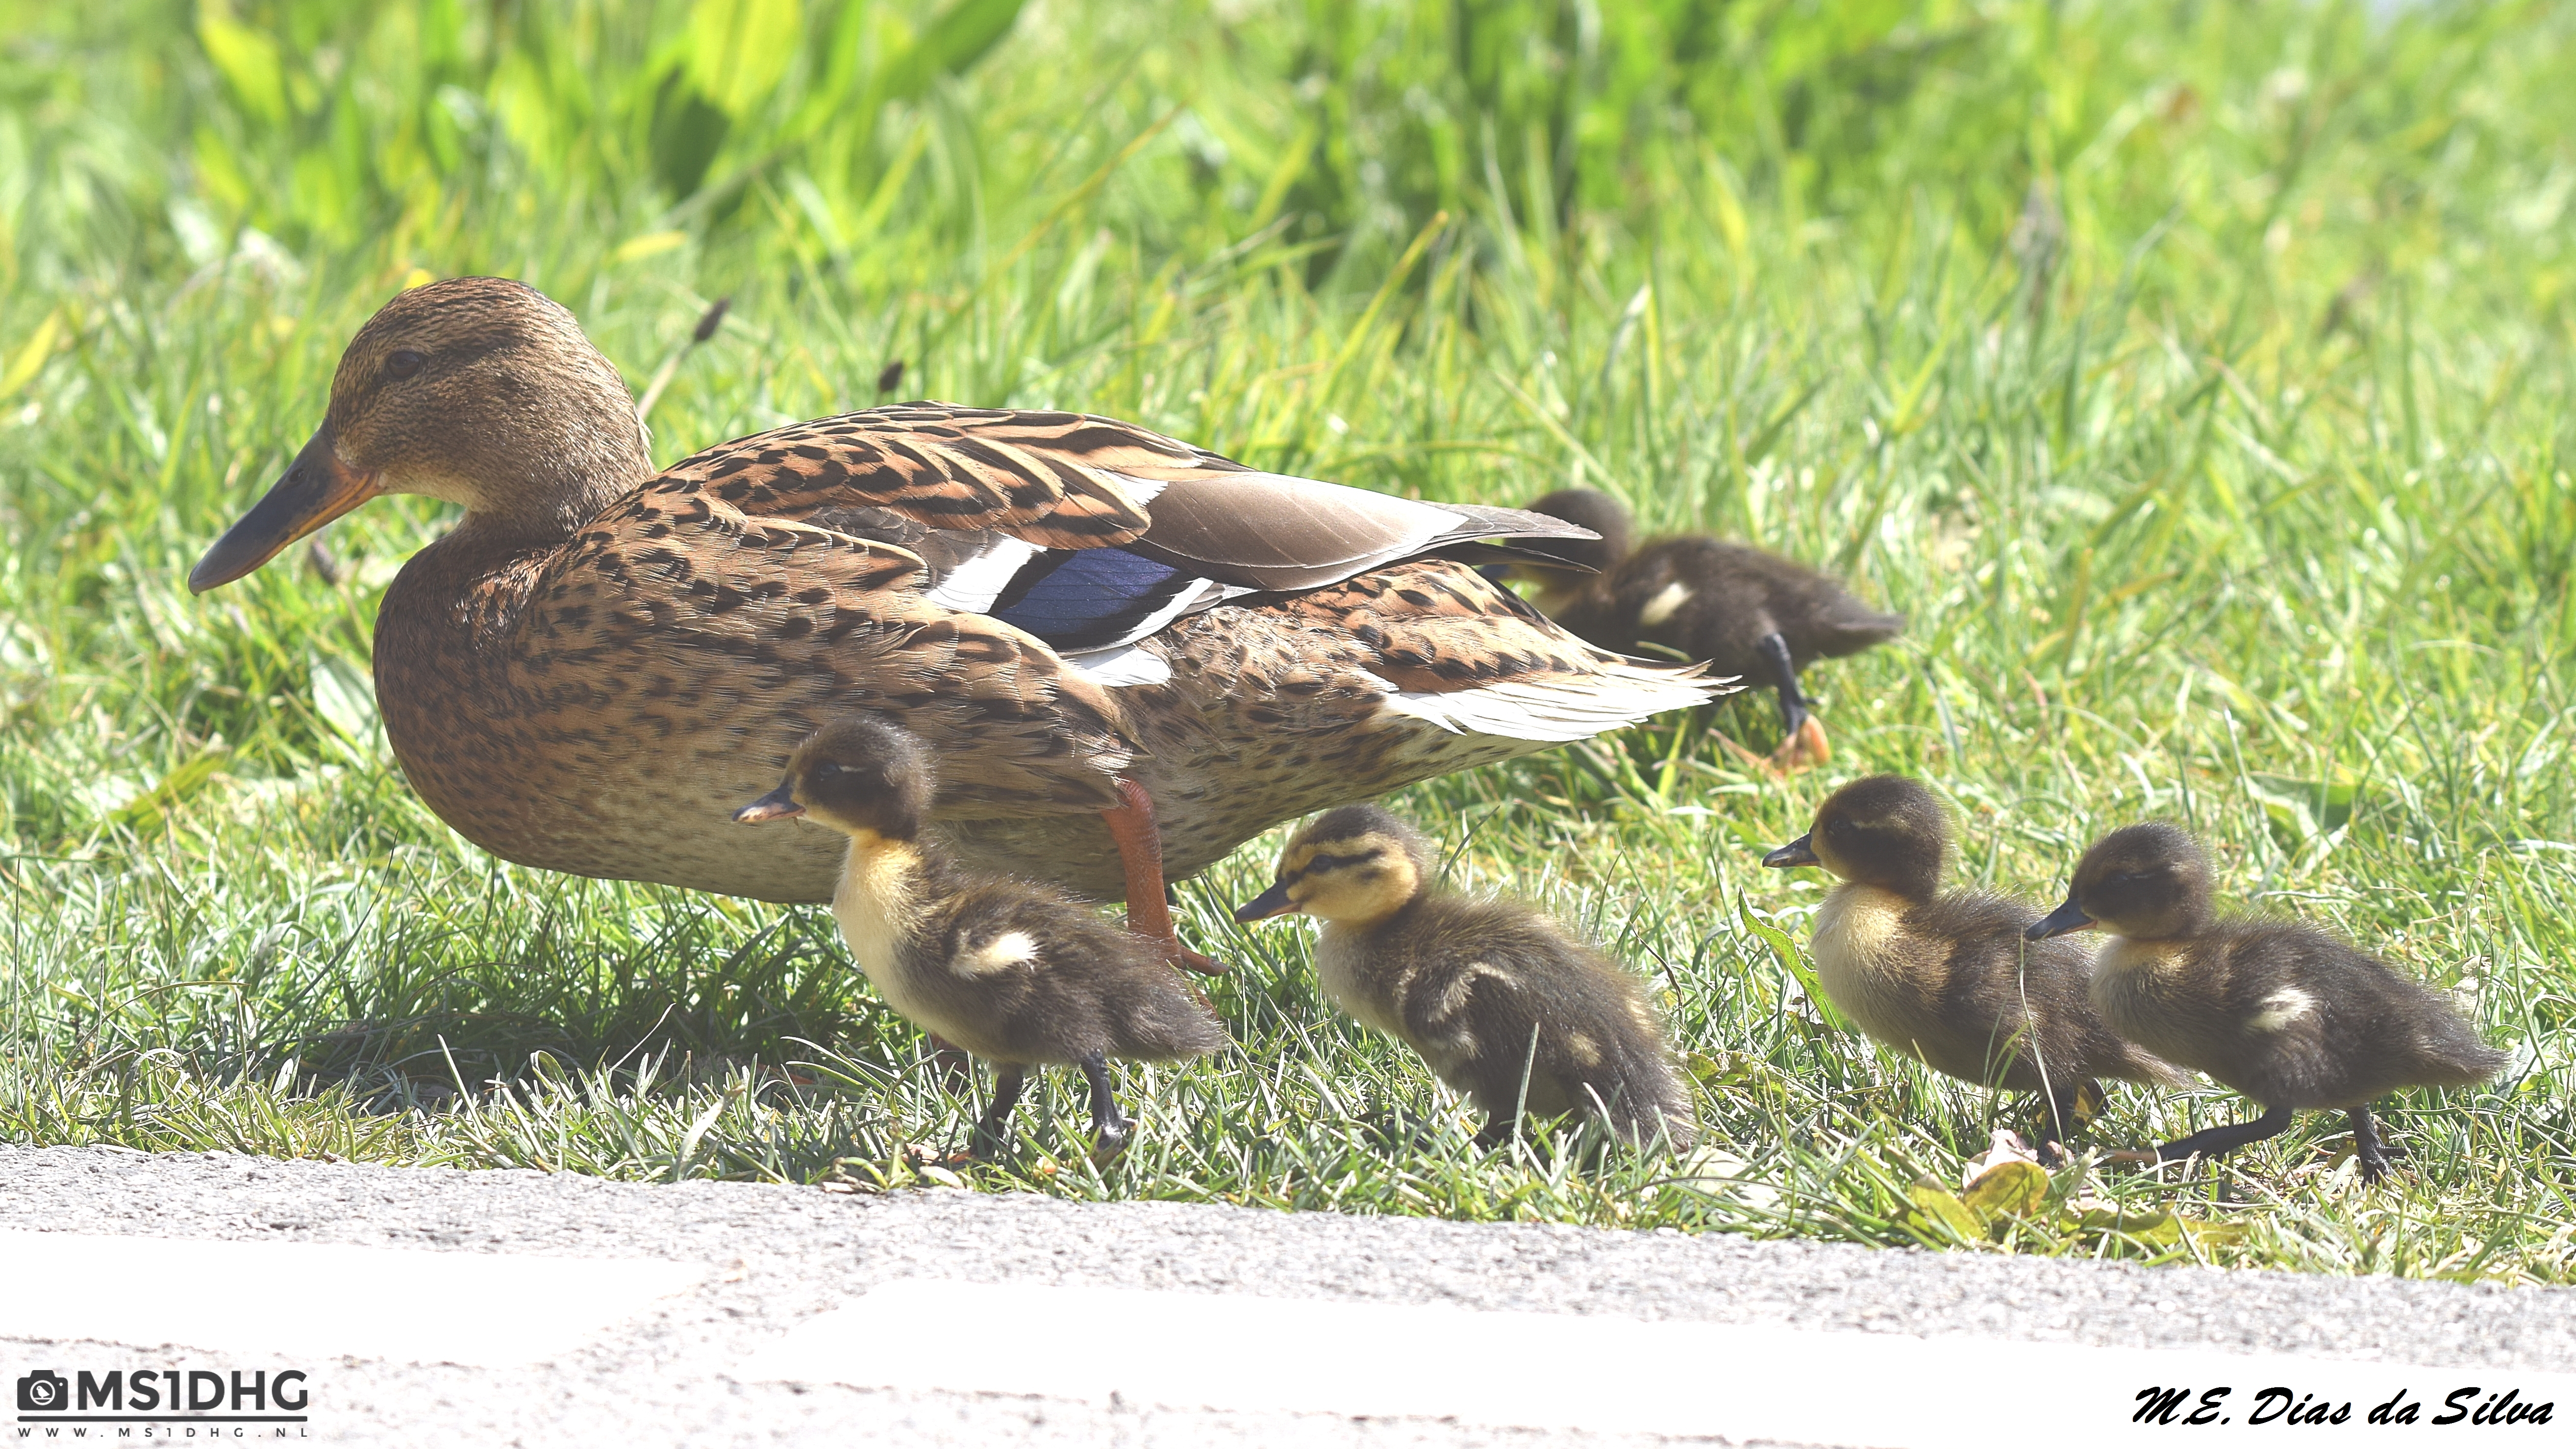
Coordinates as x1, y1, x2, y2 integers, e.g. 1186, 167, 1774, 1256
1297, 847, 1386, 877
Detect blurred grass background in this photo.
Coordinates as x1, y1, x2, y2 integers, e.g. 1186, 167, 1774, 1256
3, 0, 2573, 1279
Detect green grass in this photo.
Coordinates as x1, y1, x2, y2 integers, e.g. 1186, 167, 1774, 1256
5, 0, 2574, 1281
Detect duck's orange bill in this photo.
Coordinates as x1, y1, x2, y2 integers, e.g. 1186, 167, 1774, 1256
189, 426, 381, 594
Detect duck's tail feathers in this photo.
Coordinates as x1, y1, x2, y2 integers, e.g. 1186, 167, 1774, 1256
1368, 659, 1729, 745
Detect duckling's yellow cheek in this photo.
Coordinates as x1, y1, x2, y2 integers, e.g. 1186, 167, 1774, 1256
1807, 838, 1856, 880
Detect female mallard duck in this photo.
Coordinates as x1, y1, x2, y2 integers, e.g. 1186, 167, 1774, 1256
1507, 488, 1901, 768
736, 716, 1223, 1157
1233, 804, 1697, 1150
1760, 776, 2183, 1162
188, 278, 1716, 969
2029, 823, 2506, 1183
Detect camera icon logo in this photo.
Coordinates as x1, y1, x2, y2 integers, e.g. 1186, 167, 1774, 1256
16, 1370, 69, 1411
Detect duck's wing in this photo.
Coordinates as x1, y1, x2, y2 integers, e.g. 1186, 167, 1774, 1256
646, 404, 1600, 659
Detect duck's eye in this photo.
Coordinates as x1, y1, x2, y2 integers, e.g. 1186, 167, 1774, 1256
384, 350, 425, 380
816, 762, 846, 777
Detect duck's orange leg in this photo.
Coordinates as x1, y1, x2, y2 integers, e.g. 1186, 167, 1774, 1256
1769, 714, 1832, 771
1102, 779, 1228, 976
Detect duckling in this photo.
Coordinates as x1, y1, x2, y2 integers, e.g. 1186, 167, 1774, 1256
1511, 488, 1903, 768
2028, 823, 2507, 1184
1761, 776, 2185, 1162
736, 717, 1225, 1157
1233, 805, 1697, 1150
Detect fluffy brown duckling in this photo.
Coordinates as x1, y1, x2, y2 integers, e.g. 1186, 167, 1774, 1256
1233, 804, 1697, 1150
1762, 776, 2184, 1162
2029, 823, 2507, 1184
1509, 488, 1903, 768
736, 717, 1225, 1157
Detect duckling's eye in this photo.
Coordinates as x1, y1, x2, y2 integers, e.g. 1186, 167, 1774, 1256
384, 349, 426, 380
815, 762, 849, 779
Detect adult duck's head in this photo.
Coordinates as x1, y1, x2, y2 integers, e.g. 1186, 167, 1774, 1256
190, 277, 651, 593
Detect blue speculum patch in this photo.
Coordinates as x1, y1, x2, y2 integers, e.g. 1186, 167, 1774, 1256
989, 547, 1199, 651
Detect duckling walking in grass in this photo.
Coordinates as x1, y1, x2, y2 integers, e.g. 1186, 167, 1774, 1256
737, 718, 1224, 1158
1762, 776, 2184, 1163
2029, 823, 2506, 1184
1233, 805, 1697, 1151
1511, 489, 1903, 769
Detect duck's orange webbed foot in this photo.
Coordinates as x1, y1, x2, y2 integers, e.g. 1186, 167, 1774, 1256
1769, 714, 1831, 772
1101, 779, 1230, 976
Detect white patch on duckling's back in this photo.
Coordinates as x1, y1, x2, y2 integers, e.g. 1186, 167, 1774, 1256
954, 930, 1039, 976
1426, 962, 1511, 1024
2247, 986, 2318, 1033
1636, 581, 1693, 628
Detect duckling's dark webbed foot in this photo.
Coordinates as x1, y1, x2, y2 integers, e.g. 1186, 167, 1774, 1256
2154, 1103, 2295, 1173
2349, 1104, 2392, 1185
1079, 1051, 1130, 1162
1102, 780, 1229, 976
2031, 1079, 2104, 1168
1752, 632, 1832, 770
969, 1065, 1026, 1159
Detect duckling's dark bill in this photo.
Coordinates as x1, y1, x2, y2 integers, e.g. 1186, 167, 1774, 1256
189, 428, 381, 594
732, 783, 804, 824
1760, 834, 1819, 869
2026, 899, 2093, 941
1232, 882, 1295, 922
